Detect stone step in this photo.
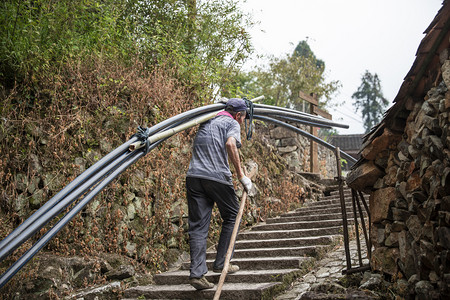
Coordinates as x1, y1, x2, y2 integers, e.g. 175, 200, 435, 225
299, 204, 350, 212
298, 202, 347, 211
268, 212, 367, 224
237, 226, 343, 240
251, 219, 352, 231
154, 269, 299, 285
320, 193, 352, 199
268, 213, 343, 224
122, 188, 357, 300
316, 194, 352, 202
182, 256, 313, 271
330, 189, 352, 196
282, 205, 357, 216
207, 245, 327, 259
328, 190, 369, 201
124, 282, 280, 300
304, 199, 353, 207
234, 235, 337, 249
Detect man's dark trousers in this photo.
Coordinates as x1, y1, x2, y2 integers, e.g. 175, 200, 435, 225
186, 177, 239, 279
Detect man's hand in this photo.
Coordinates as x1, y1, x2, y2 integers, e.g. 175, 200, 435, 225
239, 175, 253, 193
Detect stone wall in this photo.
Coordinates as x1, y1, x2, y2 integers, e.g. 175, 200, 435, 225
355, 60, 450, 298
265, 123, 337, 179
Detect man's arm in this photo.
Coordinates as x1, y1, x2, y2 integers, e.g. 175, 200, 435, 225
226, 136, 253, 192
226, 136, 244, 179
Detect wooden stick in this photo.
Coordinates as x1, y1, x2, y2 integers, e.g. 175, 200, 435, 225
213, 190, 248, 300
213, 168, 255, 300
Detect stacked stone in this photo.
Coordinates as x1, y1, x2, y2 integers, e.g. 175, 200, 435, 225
367, 61, 450, 299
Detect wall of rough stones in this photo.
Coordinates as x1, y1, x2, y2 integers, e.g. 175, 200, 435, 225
366, 61, 450, 298
265, 123, 337, 179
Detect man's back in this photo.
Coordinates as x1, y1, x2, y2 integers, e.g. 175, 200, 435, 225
186, 115, 241, 185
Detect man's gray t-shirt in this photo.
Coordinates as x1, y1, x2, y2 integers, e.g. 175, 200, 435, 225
186, 115, 242, 186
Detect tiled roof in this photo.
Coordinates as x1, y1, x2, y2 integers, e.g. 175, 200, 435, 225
328, 134, 364, 151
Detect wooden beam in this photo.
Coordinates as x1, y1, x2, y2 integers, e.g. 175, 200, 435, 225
299, 91, 318, 106
309, 99, 319, 173
313, 106, 332, 120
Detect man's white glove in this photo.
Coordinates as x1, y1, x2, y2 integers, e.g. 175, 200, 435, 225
239, 175, 253, 193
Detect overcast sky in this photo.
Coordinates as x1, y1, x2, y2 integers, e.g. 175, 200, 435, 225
240, 0, 443, 134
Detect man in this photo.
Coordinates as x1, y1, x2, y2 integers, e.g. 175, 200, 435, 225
186, 98, 253, 290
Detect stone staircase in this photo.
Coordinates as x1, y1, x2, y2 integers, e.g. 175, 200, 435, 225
124, 188, 360, 299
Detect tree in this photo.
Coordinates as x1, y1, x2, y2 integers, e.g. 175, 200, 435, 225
352, 70, 389, 133
294, 40, 324, 70
125, 0, 254, 99
245, 40, 340, 110
0, 0, 253, 100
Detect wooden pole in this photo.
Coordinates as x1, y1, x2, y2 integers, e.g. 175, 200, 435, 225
213, 190, 248, 300
335, 147, 352, 271
213, 169, 255, 300
309, 103, 319, 173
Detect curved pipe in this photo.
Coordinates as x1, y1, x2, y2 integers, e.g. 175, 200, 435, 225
255, 103, 316, 118
1, 104, 349, 259
0, 137, 169, 288
257, 114, 332, 129
0, 151, 133, 261
0, 137, 138, 254
0, 101, 353, 287
0, 149, 145, 289
254, 115, 357, 164
254, 108, 349, 129
0, 112, 208, 261
146, 103, 224, 136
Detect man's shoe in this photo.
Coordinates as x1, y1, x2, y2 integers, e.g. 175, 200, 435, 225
189, 276, 214, 290
213, 264, 239, 274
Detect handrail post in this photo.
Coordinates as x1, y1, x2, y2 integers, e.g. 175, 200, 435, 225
354, 190, 371, 261
351, 189, 363, 266
335, 147, 352, 271
358, 191, 372, 259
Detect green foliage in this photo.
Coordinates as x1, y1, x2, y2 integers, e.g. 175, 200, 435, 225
319, 127, 338, 142
352, 70, 389, 133
340, 158, 347, 168
0, 0, 135, 87
294, 40, 324, 70
0, 0, 253, 101
127, 0, 254, 99
229, 40, 340, 110
220, 68, 261, 99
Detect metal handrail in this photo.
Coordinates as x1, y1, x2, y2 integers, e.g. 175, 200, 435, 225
334, 147, 371, 274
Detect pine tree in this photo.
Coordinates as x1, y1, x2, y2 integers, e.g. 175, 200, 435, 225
352, 70, 389, 133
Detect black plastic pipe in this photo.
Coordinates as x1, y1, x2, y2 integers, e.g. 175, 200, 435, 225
145, 103, 225, 136
254, 108, 349, 129
254, 115, 357, 164
0, 151, 132, 261
0, 102, 353, 287
255, 103, 317, 117
0, 149, 145, 289
1, 104, 345, 260
255, 103, 337, 122
259, 114, 332, 129
0, 137, 138, 254
0, 110, 212, 262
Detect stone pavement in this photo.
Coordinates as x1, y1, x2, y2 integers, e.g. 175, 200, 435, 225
275, 239, 369, 300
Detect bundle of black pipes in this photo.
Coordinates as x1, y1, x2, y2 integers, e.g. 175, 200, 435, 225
0, 98, 356, 288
